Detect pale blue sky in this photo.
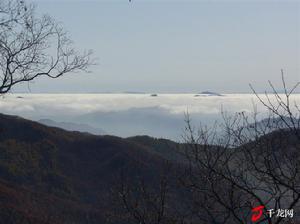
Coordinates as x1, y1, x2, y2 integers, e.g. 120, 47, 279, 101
16, 0, 299, 93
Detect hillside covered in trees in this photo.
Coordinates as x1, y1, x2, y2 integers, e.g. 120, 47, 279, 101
0, 113, 299, 223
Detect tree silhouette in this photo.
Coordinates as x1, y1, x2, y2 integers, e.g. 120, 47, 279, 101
0, 0, 93, 94
179, 72, 300, 224
115, 73, 300, 224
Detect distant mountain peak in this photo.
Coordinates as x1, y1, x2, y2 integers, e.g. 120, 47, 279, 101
198, 91, 223, 96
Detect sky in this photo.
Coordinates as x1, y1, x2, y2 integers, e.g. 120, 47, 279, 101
15, 0, 300, 93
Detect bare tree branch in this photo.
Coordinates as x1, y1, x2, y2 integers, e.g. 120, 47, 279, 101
0, 0, 94, 94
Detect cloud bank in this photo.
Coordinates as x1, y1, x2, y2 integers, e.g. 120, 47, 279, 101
1, 94, 299, 139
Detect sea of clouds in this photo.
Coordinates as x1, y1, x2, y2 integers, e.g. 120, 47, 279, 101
1, 93, 299, 140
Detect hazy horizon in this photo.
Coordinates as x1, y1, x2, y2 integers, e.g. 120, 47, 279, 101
9, 90, 300, 94
2, 93, 300, 140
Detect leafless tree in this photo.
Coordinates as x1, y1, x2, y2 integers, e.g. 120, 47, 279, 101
180, 72, 300, 224
110, 162, 189, 224
0, 0, 93, 94
114, 72, 300, 224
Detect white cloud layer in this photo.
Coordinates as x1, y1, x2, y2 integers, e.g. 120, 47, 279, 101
2, 93, 300, 115
1, 93, 299, 139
